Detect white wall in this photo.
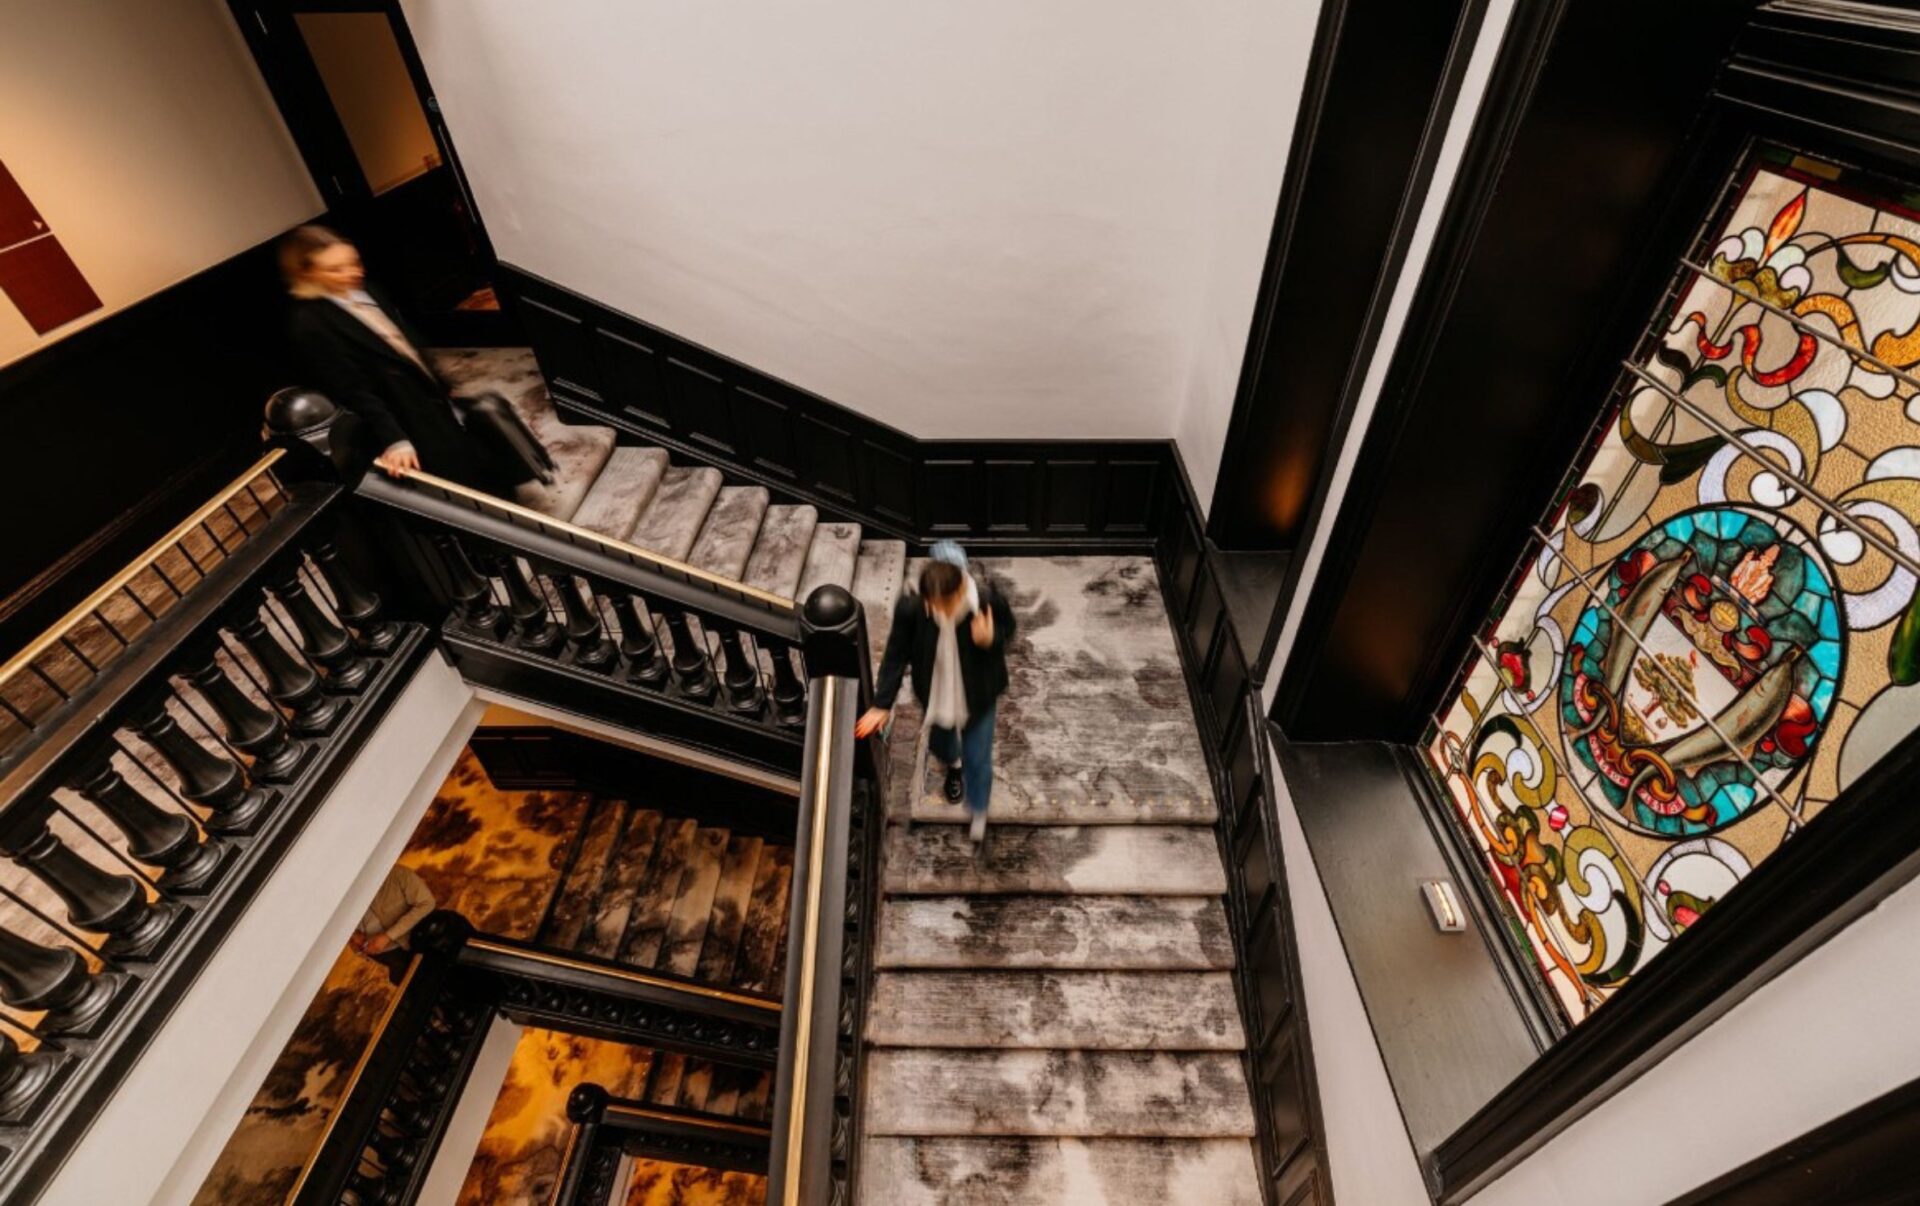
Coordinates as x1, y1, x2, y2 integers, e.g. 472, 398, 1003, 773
402, 1, 1317, 502
0, 0, 321, 366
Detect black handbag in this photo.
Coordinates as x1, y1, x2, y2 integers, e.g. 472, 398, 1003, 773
452, 391, 556, 486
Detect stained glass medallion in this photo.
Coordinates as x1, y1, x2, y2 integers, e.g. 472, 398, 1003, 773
1424, 151, 1920, 1026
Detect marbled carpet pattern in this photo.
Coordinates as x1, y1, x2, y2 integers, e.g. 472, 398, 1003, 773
456, 1027, 654, 1206
193, 747, 586, 1203
623, 1159, 766, 1205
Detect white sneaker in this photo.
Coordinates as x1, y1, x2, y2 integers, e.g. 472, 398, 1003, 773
968, 811, 987, 844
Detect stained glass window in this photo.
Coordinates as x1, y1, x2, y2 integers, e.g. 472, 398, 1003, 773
1423, 149, 1920, 1027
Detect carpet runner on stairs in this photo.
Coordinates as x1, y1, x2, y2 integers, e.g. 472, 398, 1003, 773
858, 556, 1262, 1206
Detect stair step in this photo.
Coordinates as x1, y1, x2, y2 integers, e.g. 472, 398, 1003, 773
702, 1065, 748, 1118
741, 504, 819, 597
580, 809, 664, 960
734, 845, 794, 993
735, 1068, 773, 1122
661, 827, 730, 976
646, 1052, 687, 1105
512, 421, 617, 522
883, 825, 1227, 896
696, 836, 764, 985
619, 817, 697, 967
859, 1138, 1262, 1206
851, 539, 908, 670
628, 466, 723, 561
571, 446, 670, 540
875, 897, 1234, 970
687, 486, 770, 579
795, 522, 862, 601
675, 1059, 717, 1112
865, 1050, 1255, 1137
868, 972, 1244, 1049
541, 798, 627, 949
910, 787, 1217, 826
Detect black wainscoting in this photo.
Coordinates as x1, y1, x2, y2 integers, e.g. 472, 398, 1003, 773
0, 232, 314, 648
495, 264, 1175, 551
1207, 0, 1477, 554
1155, 462, 1330, 1205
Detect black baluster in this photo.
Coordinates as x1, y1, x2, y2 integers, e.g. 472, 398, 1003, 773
769, 641, 807, 725
73, 759, 227, 896
310, 534, 402, 655
611, 595, 670, 687
228, 593, 345, 736
551, 576, 617, 672
8, 823, 183, 960
268, 561, 372, 694
432, 534, 506, 637
660, 608, 716, 701
495, 555, 564, 653
182, 643, 310, 782
132, 696, 277, 834
0, 1030, 66, 1123
712, 623, 765, 715
0, 923, 124, 1037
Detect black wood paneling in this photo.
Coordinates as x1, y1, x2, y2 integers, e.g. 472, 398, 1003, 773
495, 264, 1174, 549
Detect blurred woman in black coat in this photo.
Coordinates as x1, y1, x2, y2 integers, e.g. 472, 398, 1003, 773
281, 225, 514, 493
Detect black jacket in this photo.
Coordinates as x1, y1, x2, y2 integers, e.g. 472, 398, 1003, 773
872, 581, 1015, 719
287, 288, 513, 493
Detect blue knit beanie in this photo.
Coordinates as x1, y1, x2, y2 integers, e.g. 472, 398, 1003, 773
929, 540, 968, 569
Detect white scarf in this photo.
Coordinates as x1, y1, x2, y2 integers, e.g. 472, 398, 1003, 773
925, 574, 979, 730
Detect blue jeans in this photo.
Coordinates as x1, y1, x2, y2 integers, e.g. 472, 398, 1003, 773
927, 701, 996, 817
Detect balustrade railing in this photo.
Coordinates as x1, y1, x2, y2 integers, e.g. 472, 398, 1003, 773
551, 1082, 773, 1206
0, 456, 430, 1204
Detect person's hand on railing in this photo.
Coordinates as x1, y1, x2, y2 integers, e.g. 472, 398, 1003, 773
374, 443, 421, 477
854, 707, 890, 738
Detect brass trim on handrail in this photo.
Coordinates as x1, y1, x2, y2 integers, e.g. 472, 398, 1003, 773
462, 936, 782, 1013
286, 951, 422, 1202
391, 466, 799, 613
0, 449, 289, 691
778, 674, 841, 1206
603, 1101, 775, 1139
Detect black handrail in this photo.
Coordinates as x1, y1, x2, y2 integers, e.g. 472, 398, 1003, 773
551, 1083, 772, 1205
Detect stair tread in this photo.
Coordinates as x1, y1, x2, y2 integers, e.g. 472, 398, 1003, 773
910, 788, 1217, 826
571, 446, 670, 540
795, 522, 862, 602
687, 486, 770, 579
646, 1052, 687, 1106
541, 798, 627, 949
628, 466, 723, 561
661, 827, 731, 976
742, 504, 819, 597
675, 1059, 717, 1113
695, 835, 765, 985
868, 971, 1244, 1049
734, 845, 794, 993
875, 896, 1234, 970
883, 825, 1227, 896
581, 809, 664, 959
619, 817, 697, 967
851, 539, 908, 672
859, 1138, 1261, 1206
511, 422, 616, 522
865, 1050, 1255, 1137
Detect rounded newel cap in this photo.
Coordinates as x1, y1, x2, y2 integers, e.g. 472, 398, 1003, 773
567, 1083, 610, 1123
802, 583, 859, 631
264, 387, 337, 436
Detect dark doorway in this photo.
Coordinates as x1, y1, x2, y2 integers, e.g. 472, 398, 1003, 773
228, 1, 508, 344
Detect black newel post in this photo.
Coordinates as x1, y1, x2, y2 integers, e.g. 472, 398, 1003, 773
0, 1029, 65, 1122
552, 1084, 610, 1206
551, 576, 618, 672
268, 560, 372, 694
132, 696, 277, 834
799, 585, 866, 680
73, 759, 227, 896
0, 923, 123, 1037
661, 608, 717, 701
308, 531, 402, 655
495, 554, 565, 653
8, 824, 182, 960
227, 592, 346, 736
431, 534, 507, 636
181, 643, 309, 782
611, 595, 670, 687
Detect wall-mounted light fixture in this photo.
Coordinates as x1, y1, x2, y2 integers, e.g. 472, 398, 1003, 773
1420, 878, 1466, 934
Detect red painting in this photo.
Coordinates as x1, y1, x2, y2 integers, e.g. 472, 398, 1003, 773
0, 158, 103, 335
